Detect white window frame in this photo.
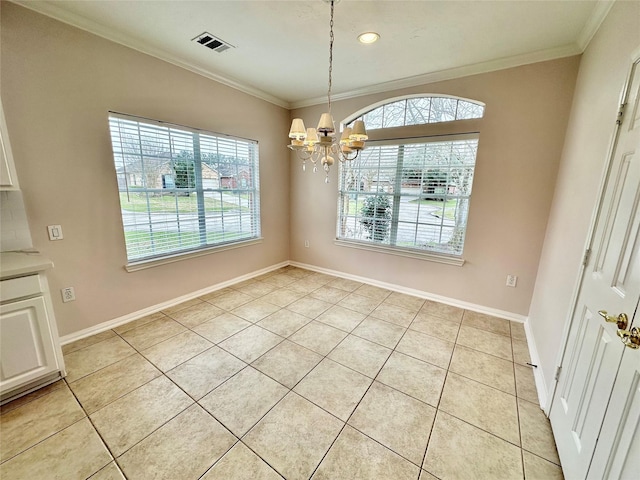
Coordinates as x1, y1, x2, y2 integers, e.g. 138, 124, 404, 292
336, 95, 484, 265
108, 112, 261, 270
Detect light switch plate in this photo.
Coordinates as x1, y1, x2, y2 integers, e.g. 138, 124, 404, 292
47, 225, 63, 240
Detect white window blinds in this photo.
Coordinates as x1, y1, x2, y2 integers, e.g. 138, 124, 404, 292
338, 136, 478, 257
108, 113, 260, 263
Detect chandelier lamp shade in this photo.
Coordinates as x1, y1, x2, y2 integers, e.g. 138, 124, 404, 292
287, 0, 368, 183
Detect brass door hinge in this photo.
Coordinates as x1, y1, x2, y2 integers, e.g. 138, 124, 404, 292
616, 103, 626, 125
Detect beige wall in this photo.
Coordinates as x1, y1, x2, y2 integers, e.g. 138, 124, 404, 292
5, 0, 629, 350
528, 0, 640, 398
0, 3, 290, 336
290, 57, 580, 316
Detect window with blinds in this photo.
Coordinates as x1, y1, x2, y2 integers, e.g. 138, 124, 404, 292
338, 135, 480, 258
338, 95, 483, 259
108, 113, 260, 264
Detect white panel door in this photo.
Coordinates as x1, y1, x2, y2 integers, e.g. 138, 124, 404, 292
549, 58, 640, 479
587, 340, 640, 480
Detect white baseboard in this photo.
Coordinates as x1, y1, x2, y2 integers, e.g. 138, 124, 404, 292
290, 261, 528, 323
523, 319, 549, 412
59, 261, 289, 345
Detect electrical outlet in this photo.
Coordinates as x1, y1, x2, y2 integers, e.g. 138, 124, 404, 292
61, 287, 76, 302
506, 275, 518, 287
304, 240, 310, 248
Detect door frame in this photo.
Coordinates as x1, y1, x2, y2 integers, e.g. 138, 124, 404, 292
546, 47, 640, 415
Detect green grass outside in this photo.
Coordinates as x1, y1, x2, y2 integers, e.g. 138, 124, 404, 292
119, 192, 246, 214
409, 198, 458, 220
125, 230, 247, 259
343, 197, 459, 220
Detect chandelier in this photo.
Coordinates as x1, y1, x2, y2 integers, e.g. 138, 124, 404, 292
287, 0, 368, 183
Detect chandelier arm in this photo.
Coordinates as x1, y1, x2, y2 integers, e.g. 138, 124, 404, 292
295, 149, 314, 161
337, 148, 360, 163
329, 143, 360, 162
310, 146, 322, 164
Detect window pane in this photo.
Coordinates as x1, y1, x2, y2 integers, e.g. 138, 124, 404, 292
109, 114, 260, 263
406, 98, 431, 125
382, 100, 406, 128
416, 223, 445, 249
338, 137, 478, 257
397, 189, 421, 225
429, 98, 458, 123
363, 107, 383, 129
456, 100, 485, 120
360, 194, 394, 244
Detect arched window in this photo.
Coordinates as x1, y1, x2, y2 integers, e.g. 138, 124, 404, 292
337, 95, 484, 262
349, 95, 484, 129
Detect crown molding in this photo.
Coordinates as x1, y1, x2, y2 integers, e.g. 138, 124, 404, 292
12, 0, 290, 109
576, 0, 615, 51
12, 0, 611, 112
291, 43, 583, 109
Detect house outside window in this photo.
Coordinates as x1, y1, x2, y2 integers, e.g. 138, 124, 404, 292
108, 113, 260, 265
337, 96, 483, 262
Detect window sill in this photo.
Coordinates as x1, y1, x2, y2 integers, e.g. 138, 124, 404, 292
334, 239, 465, 266
125, 238, 263, 272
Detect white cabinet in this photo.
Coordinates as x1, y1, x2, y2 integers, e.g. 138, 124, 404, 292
1, 296, 58, 391
0, 98, 19, 190
0, 272, 65, 403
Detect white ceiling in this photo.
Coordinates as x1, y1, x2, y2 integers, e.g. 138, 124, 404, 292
15, 0, 612, 109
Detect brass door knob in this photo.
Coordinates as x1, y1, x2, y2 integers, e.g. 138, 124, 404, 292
598, 310, 629, 330
617, 327, 640, 350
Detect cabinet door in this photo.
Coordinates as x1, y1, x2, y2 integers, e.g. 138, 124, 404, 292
0, 297, 59, 394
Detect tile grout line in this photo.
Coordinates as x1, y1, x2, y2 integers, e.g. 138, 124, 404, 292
79, 373, 197, 461
357, 316, 431, 474
306, 352, 385, 480
510, 322, 527, 479
0, 397, 87, 466
202, 439, 286, 480
188, 291, 302, 453
239, 291, 392, 478
70, 314, 253, 477
63, 378, 123, 477
434, 320, 535, 451
190, 286, 372, 479
311, 308, 426, 474
420, 313, 463, 476
310, 301, 456, 476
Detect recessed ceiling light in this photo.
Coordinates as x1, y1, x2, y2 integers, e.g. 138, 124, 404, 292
358, 32, 380, 44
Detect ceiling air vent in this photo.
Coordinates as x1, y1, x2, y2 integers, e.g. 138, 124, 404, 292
192, 32, 234, 53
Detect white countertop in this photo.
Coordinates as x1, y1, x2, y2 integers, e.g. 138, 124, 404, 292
0, 251, 54, 280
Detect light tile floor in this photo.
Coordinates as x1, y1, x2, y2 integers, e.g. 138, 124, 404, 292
0, 266, 564, 480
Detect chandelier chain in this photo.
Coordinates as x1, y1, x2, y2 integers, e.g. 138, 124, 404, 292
287, 0, 366, 181
328, 0, 334, 115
